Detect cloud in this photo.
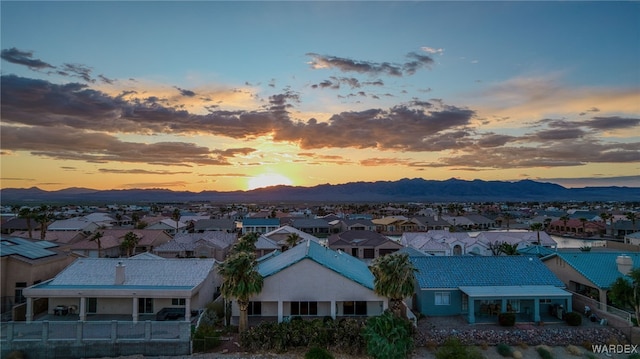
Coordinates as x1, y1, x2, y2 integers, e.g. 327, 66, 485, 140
306, 52, 433, 77
421, 46, 444, 55
584, 116, 640, 130
175, 86, 196, 97
98, 168, 192, 175
0, 125, 246, 166
1, 48, 54, 70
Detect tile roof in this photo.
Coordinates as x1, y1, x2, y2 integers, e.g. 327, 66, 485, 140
43, 257, 216, 288
328, 230, 398, 247
257, 240, 374, 290
410, 256, 564, 289
545, 252, 640, 289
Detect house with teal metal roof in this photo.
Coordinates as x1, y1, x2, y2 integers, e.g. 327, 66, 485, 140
231, 240, 387, 323
542, 251, 640, 305
410, 255, 571, 324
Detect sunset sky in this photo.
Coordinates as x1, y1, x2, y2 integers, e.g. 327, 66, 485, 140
1, 1, 639, 192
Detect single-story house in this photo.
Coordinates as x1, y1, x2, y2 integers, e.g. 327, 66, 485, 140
409, 255, 572, 324
22, 257, 219, 323
241, 218, 280, 235
262, 225, 321, 250
328, 230, 402, 261
231, 240, 387, 323
153, 231, 237, 261
1, 236, 78, 318
542, 251, 640, 305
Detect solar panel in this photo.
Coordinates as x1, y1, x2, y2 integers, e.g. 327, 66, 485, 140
0, 236, 58, 259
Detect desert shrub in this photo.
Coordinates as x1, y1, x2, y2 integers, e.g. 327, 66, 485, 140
517, 341, 528, 350
629, 354, 640, 359
581, 340, 593, 350
498, 312, 516, 326
435, 337, 485, 359
536, 346, 554, 359
305, 346, 334, 359
497, 343, 513, 357
584, 354, 597, 359
479, 341, 489, 350
192, 324, 221, 353
363, 311, 414, 359
564, 312, 582, 326
512, 350, 523, 359
565, 344, 582, 356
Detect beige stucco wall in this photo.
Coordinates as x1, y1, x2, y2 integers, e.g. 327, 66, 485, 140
233, 258, 386, 318
543, 256, 607, 303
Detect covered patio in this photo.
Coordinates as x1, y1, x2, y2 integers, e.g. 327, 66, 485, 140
460, 285, 572, 324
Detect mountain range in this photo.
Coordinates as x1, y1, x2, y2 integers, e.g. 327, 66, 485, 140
1, 178, 639, 205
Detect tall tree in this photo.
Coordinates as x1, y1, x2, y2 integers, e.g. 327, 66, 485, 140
530, 222, 544, 245
579, 218, 588, 235
608, 268, 640, 326
370, 253, 417, 317
285, 233, 301, 250
172, 208, 181, 234
231, 232, 259, 255
19, 207, 34, 239
120, 231, 140, 257
559, 215, 570, 233
35, 205, 51, 240
217, 250, 263, 332
90, 231, 104, 258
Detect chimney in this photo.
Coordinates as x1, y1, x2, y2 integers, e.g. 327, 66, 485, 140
616, 255, 633, 275
115, 261, 126, 285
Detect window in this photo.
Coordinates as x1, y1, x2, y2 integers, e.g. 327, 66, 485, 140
14, 282, 27, 304
540, 299, 552, 304
507, 299, 520, 312
248, 301, 262, 316
461, 294, 468, 311
379, 249, 397, 256
343, 301, 367, 316
172, 298, 186, 306
138, 298, 153, 313
351, 248, 358, 257
290, 301, 318, 316
87, 298, 98, 313
435, 292, 450, 306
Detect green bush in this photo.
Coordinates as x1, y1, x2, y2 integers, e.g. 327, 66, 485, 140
435, 337, 485, 359
497, 343, 513, 357
628, 354, 640, 359
192, 324, 221, 353
305, 346, 334, 359
564, 312, 582, 326
498, 312, 516, 326
363, 311, 414, 359
536, 346, 554, 359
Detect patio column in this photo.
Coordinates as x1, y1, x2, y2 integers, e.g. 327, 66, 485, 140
185, 298, 191, 322
565, 296, 572, 313
501, 299, 507, 314
330, 300, 336, 319
533, 298, 540, 323
132, 296, 139, 323
467, 299, 475, 324
26, 297, 33, 323
277, 300, 283, 323
79, 297, 86, 321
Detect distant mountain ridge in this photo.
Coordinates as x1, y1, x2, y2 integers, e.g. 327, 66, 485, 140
1, 178, 638, 204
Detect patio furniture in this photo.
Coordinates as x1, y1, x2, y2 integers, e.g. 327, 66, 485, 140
54, 305, 69, 316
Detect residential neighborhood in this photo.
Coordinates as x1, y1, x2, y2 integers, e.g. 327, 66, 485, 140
1, 200, 639, 358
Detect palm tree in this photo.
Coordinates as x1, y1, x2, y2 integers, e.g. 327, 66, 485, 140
35, 205, 52, 240
90, 231, 104, 258
370, 253, 417, 318
172, 208, 181, 234
231, 232, 259, 255
559, 215, 570, 233
285, 233, 301, 250
600, 212, 612, 237
120, 231, 140, 257
498, 242, 520, 256
579, 218, 588, 235
529, 222, 543, 245
217, 251, 263, 332
19, 207, 34, 239
502, 213, 512, 231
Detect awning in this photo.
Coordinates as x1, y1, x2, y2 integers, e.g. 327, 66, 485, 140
458, 285, 571, 298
